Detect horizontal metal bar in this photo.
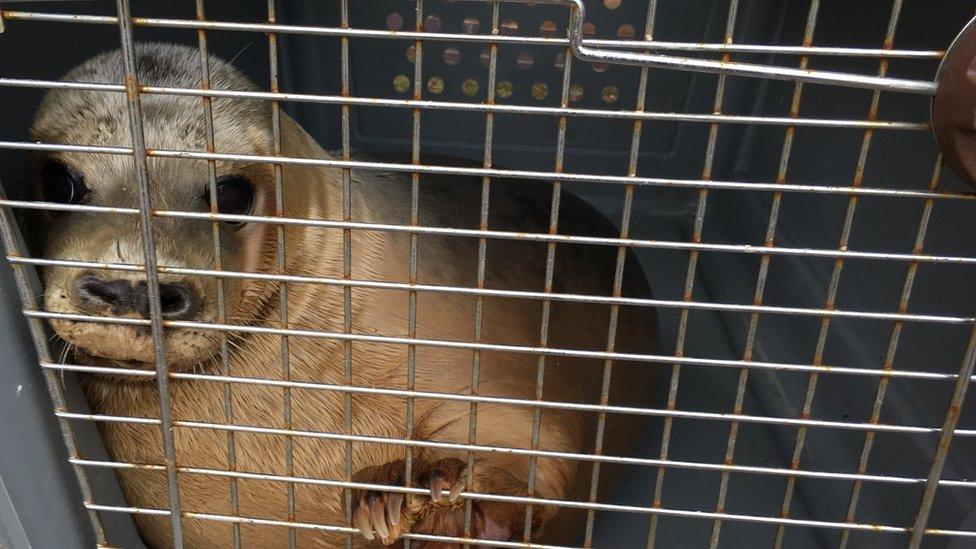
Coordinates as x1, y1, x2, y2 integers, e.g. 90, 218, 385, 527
27, 310, 976, 386
4, 197, 976, 266
3, 141, 973, 202
82, 495, 976, 538
460, 0, 938, 94
51, 407, 968, 474
39, 360, 975, 405
0, 11, 942, 59
10, 256, 972, 324
63, 421, 976, 490
0, 78, 929, 131
80, 503, 591, 549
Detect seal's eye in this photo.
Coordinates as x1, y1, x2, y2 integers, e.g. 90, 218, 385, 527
41, 160, 88, 216
205, 176, 254, 227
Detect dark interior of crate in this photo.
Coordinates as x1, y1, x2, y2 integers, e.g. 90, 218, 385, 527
1, 1, 975, 547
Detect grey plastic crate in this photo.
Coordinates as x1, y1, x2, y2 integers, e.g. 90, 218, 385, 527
1, 1, 975, 547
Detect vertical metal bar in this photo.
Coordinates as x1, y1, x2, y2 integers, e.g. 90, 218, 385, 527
745, 2, 820, 546
404, 3, 424, 548
193, 2, 240, 547
462, 2, 499, 544
0, 187, 109, 545
581, 1, 658, 546
907, 5, 976, 545
839, 162, 942, 549
114, 0, 184, 545
265, 2, 296, 547
646, 1, 739, 545
800, 2, 910, 545
338, 2, 354, 548
521, 4, 575, 541
766, 10, 835, 546
908, 325, 976, 548
711, 2, 901, 544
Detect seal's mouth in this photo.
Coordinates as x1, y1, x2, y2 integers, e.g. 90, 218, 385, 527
74, 347, 157, 371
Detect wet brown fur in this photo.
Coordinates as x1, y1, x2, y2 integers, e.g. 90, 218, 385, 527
27, 44, 659, 548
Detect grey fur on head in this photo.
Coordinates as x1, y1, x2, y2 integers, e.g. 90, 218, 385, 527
31, 42, 269, 152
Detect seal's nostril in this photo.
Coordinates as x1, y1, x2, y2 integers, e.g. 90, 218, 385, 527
76, 275, 134, 314
157, 283, 200, 320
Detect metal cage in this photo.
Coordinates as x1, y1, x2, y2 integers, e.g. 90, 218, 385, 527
1, 0, 975, 548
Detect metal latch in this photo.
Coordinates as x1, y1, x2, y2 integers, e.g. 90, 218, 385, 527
461, 1, 976, 188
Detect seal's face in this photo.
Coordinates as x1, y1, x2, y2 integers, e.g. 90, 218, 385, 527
27, 44, 278, 374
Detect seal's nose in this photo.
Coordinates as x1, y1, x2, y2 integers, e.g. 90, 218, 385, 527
75, 275, 200, 320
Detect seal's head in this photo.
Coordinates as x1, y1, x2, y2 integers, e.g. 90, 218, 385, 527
27, 43, 281, 373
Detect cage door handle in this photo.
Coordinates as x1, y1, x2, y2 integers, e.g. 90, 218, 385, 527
458, 0, 937, 95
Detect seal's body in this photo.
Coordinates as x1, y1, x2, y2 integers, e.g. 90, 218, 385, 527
28, 44, 658, 548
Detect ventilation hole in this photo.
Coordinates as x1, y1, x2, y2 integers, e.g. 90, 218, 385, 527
443, 47, 461, 66
517, 51, 535, 70
406, 46, 416, 63
617, 24, 636, 40
461, 79, 480, 97
604, 0, 622, 9
569, 84, 584, 102
393, 74, 412, 93
463, 17, 480, 34
424, 14, 442, 32
601, 85, 619, 104
555, 52, 566, 69
582, 22, 597, 38
427, 77, 445, 94
593, 62, 609, 73
501, 19, 519, 36
496, 81, 514, 99
540, 20, 558, 38
531, 82, 549, 101
480, 49, 491, 67
386, 12, 404, 31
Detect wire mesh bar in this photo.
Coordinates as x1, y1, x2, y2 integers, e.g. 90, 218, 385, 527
783, 29, 940, 549
5, 255, 974, 325
829, 3, 936, 545
711, 1, 824, 545
35, 362, 976, 431
403, 3, 425, 548
78, 500, 976, 541
33, 362, 976, 437
458, 0, 935, 94
0, 185, 109, 544
840, 168, 944, 549
581, 0, 658, 542
5, 141, 975, 201
908, 325, 976, 548
0, 8, 940, 94
264, 2, 297, 546
59, 432, 976, 488
338, 1, 354, 547
648, 0, 739, 544
47, 412, 976, 499
770, 6, 839, 539
0, 77, 933, 131
0, 10, 944, 58
55, 451, 976, 539
460, 1, 500, 542
192, 3, 241, 546
523, 3, 574, 541
113, 0, 184, 544
7, 198, 976, 268
23, 308, 976, 384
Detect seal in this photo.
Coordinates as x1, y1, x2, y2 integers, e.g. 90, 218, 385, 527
26, 43, 659, 548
